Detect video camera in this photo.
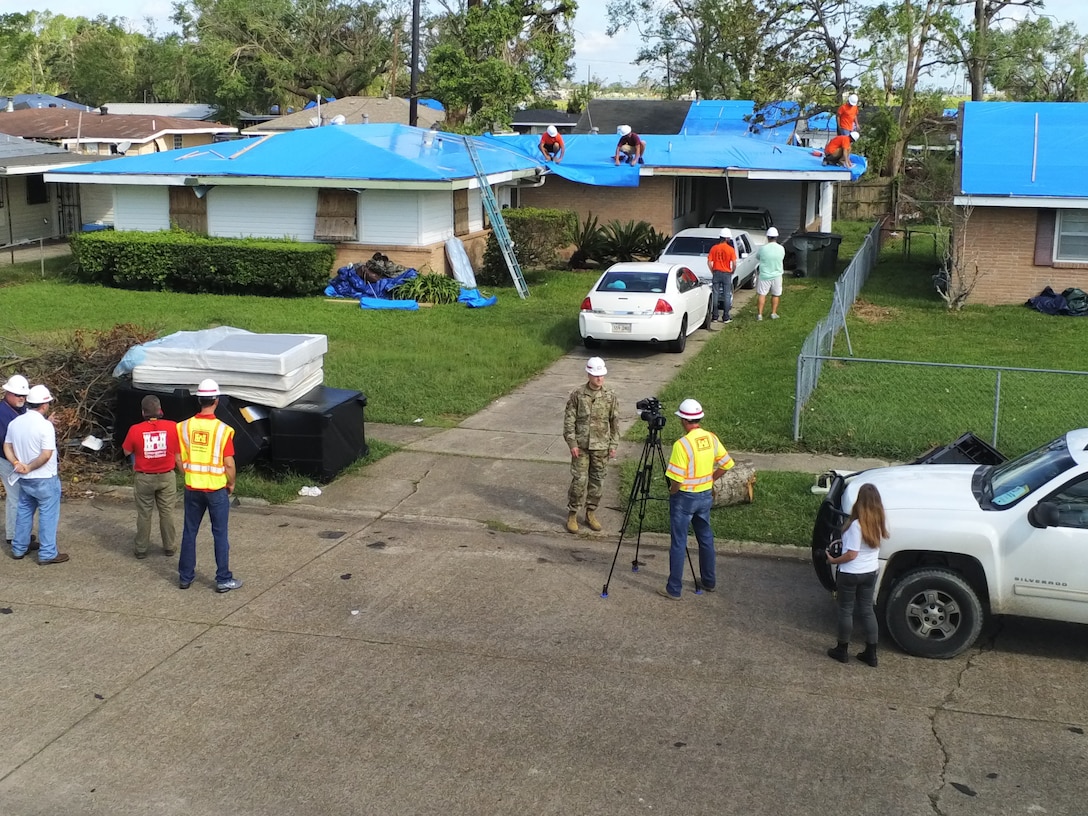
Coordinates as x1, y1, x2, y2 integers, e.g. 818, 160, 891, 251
636, 397, 667, 431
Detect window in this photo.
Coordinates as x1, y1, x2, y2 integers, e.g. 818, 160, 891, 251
1047, 475, 1088, 530
25, 175, 49, 206
173, 135, 184, 150
1056, 210, 1088, 262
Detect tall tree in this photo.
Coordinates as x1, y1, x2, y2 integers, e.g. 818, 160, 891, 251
938, 0, 1043, 100
173, 0, 397, 115
859, 0, 956, 177
986, 16, 1088, 101
423, 0, 576, 130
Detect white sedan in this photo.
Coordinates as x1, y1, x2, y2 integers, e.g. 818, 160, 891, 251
579, 262, 712, 353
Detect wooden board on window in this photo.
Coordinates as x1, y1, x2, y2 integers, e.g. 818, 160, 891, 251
453, 188, 469, 236
315, 189, 357, 240
168, 186, 207, 234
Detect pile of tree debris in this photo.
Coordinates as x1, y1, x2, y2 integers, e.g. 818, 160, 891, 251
2, 323, 158, 483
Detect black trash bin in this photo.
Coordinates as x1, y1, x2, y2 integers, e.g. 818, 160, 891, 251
912, 432, 1007, 466
789, 232, 843, 277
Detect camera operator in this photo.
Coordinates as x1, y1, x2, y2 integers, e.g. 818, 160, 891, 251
658, 399, 733, 599
563, 357, 620, 534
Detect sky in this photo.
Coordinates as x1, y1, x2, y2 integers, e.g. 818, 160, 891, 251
13, 0, 1088, 87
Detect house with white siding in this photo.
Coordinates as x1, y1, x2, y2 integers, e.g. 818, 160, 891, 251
0, 133, 107, 245
45, 124, 543, 275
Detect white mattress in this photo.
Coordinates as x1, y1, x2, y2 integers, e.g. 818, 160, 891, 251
132, 359, 323, 390
138, 328, 327, 375
134, 368, 325, 409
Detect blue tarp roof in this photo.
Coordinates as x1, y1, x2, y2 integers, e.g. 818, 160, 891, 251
960, 102, 1088, 198
49, 124, 541, 183
484, 132, 867, 186
678, 100, 801, 143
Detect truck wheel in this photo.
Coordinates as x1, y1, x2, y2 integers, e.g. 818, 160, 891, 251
885, 568, 984, 659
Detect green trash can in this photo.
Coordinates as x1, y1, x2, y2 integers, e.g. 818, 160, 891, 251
789, 232, 843, 277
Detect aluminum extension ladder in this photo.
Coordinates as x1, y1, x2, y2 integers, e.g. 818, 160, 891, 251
462, 136, 529, 298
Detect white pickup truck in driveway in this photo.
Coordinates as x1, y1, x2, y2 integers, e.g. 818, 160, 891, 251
657, 228, 759, 290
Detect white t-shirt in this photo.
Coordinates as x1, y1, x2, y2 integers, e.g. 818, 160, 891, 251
838, 519, 879, 574
4, 409, 58, 479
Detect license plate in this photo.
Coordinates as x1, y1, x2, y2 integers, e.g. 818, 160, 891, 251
611, 323, 632, 333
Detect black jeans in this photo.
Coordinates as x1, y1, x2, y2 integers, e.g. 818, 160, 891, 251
836, 570, 878, 644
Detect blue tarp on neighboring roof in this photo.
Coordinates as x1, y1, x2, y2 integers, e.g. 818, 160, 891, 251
678, 100, 799, 143
49, 123, 541, 183
960, 102, 1088, 198
484, 132, 867, 184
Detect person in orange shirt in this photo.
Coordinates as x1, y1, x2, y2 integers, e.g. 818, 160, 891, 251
837, 93, 859, 135
538, 125, 565, 162
706, 228, 737, 324
823, 132, 859, 167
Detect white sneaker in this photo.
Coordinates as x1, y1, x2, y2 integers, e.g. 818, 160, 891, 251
770, 313, 780, 320
756, 314, 763, 321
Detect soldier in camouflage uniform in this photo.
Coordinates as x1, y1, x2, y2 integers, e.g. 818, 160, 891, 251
563, 357, 620, 533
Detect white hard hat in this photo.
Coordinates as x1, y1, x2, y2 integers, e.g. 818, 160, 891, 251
766, 226, 779, 238
618, 125, 632, 136
849, 131, 860, 141
546, 125, 558, 137
718, 228, 733, 239
585, 357, 607, 377
26, 384, 53, 404
2, 374, 30, 396
675, 398, 704, 421
847, 93, 858, 106
196, 378, 220, 398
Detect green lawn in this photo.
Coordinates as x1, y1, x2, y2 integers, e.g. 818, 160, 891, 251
0, 266, 593, 426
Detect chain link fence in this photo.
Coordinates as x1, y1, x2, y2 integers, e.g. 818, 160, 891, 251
795, 357, 1088, 459
793, 220, 883, 438
793, 220, 1088, 459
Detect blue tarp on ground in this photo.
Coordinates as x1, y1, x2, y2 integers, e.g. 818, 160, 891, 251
483, 132, 866, 182
50, 124, 542, 183
960, 102, 1088, 198
326, 266, 418, 301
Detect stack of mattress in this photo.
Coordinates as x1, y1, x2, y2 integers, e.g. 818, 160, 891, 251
127, 328, 328, 409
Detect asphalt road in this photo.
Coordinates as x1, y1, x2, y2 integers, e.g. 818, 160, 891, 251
2, 495, 1086, 816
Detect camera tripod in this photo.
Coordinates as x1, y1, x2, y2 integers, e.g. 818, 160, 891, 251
601, 422, 700, 598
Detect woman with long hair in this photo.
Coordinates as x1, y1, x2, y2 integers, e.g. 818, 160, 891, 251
826, 483, 888, 667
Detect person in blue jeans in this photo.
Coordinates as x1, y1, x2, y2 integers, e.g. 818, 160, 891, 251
826, 483, 888, 667
657, 399, 733, 599
3, 384, 68, 564
706, 229, 737, 324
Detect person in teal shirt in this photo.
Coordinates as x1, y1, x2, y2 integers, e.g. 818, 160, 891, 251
756, 227, 786, 321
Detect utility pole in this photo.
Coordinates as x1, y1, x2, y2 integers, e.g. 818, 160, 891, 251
409, 0, 421, 126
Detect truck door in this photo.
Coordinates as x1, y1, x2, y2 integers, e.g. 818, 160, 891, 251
1001, 472, 1088, 623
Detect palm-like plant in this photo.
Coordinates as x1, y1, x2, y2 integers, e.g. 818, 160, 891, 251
566, 214, 607, 269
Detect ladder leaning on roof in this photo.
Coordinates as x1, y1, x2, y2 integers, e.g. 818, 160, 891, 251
462, 136, 529, 299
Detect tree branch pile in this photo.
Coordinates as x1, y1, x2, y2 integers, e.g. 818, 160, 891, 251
2, 324, 159, 481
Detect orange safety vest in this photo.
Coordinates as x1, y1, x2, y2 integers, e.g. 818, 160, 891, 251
667, 427, 733, 492
177, 414, 234, 491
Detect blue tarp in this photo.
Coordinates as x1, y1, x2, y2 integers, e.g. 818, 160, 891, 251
325, 266, 418, 299
484, 132, 866, 181
679, 100, 800, 143
360, 296, 418, 311
51, 124, 542, 183
458, 288, 497, 308
960, 102, 1088, 198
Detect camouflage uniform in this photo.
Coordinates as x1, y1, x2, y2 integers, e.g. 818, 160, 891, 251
563, 382, 620, 513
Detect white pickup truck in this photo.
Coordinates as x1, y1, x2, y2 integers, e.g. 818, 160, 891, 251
812, 429, 1088, 659
704, 206, 775, 247
657, 228, 759, 290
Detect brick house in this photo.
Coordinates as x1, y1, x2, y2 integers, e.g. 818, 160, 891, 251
45, 124, 541, 275
954, 102, 1088, 305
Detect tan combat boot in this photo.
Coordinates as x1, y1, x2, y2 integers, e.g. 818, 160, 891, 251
585, 509, 602, 531
566, 512, 579, 533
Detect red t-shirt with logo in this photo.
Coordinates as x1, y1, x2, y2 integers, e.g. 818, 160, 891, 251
122, 418, 180, 474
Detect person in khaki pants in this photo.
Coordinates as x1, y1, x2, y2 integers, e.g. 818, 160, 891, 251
122, 395, 182, 558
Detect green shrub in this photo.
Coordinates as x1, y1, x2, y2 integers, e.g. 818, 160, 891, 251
600, 219, 656, 262
70, 230, 335, 297
566, 213, 607, 269
480, 207, 576, 285
389, 272, 464, 304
